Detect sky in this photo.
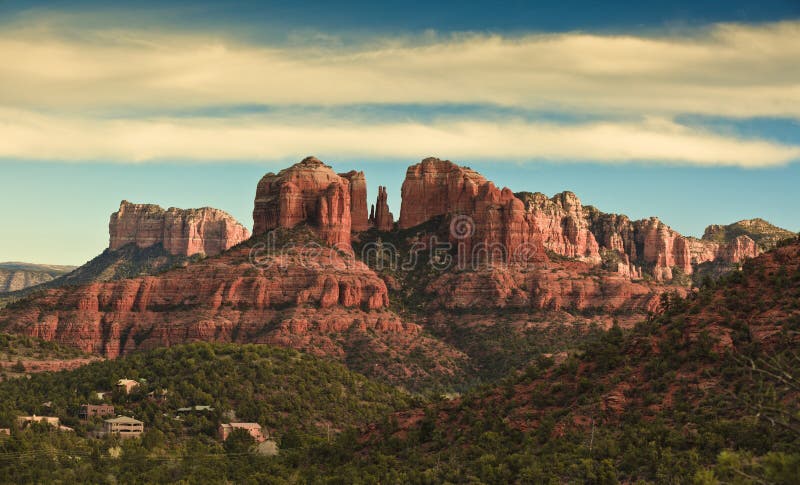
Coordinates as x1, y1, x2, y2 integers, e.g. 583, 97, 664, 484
1, 1, 799, 265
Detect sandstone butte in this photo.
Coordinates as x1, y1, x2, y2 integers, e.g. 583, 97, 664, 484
109, 201, 250, 257
398, 157, 760, 281
252, 156, 354, 250
0, 154, 777, 382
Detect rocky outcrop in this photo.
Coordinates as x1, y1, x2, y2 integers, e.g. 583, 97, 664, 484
426, 260, 675, 314
399, 158, 489, 229
0, 239, 409, 359
702, 218, 795, 251
398, 158, 547, 264
339, 170, 369, 232
516, 192, 600, 262
688, 235, 759, 265
630, 218, 693, 281
586, 211, 762, 281
109, 201, 250, 257
253, 157, 353, 250
370, 186, 394, 231
397, 157, 768, 281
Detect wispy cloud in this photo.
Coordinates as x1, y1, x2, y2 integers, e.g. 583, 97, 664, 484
2, 19, 799, 117
1, 109, 797, 166
0, 16, 799, 165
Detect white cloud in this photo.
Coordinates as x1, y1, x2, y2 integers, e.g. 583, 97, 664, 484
0, 17, 799, 165
1, 109, 797, 167
0, 20, 799, 118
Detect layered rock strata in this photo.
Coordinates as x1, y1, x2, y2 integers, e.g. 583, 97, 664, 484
109, 201, 249, 257
0, 243, 411, 359
398, 158, 762, 280
339, 170, 370, 232
253, 157, 353, 250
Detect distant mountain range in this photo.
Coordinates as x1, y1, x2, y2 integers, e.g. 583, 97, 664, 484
0, 262, 76, 293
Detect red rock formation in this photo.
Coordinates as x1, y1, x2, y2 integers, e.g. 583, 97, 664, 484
461, 184, 548, 265
688, 235, 759, 265
631, 218, 692, 281
339, 170, 369, 232
370, 186, 394, 231
587, 211, 761, 280
722, 235, 760, 261
399, 158, 488, 229
397, 157, 761, 282
253, 157, 352, 250
398, 158, 547, 264
109, 201, 250, 257
426, 260, 675, 314
517, 192, 600, 262
0, 242, 403, 359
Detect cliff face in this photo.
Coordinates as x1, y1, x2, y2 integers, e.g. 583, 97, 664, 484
631, 217, 693, 281
399, 158, 489, 229
109, 201, 250, 257
398, 158, 548, 264
0, 236, 415, 360
426, 260, 672, 314
516, 192, 601, 262
397, 158, 763, 281
253, 157, 353, 250
340, 170, 370, 232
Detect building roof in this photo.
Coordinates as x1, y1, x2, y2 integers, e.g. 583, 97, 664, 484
177, 405, 214, 412
220, 422, 261, 429
104, 416, 143, 425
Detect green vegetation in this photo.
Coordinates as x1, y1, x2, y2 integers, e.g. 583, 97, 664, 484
1, 236, 798, 482
0, 342, 419, 483
0, 333, 87, 362
310, 243, 800, 483
701, 218, 795, 251
0, 243, 194, 308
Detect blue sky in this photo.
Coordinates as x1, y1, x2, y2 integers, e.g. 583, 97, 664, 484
0, 1, 799, 264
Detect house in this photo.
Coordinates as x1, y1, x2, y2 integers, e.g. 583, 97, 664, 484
17, 415, 60, 428
94, 391, 112, 400
16, 415, 73, 432
103, 416, 144, 438
218, 423, 265, 443
79, 404, 115, 420
116, 379, 139, 394
0, 428, 10, 436
177, 405, 214, 414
